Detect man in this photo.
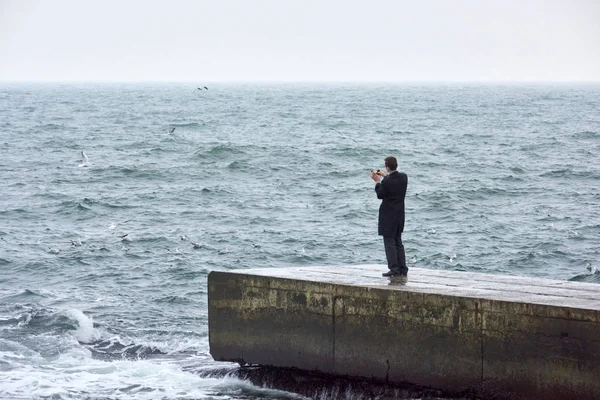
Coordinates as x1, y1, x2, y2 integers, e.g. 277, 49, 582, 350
370, 156, 408, 277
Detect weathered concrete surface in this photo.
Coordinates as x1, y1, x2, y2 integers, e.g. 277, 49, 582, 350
208, 265, 600, 400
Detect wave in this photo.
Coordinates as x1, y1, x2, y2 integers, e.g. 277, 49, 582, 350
572, 130, 599, 139
116, 166, 167, 179
153, 295, 193, 304
38, 123, 65, 131
76, 202, 92, 212
0, 289, 49, 304
538, 169, 600, 179
0, 304, 101, 344
193, 143, 269, 160
569, 264, 600, 284
171, 122, 204, 128
142, 147, 168, 154
0, 207, 29, 215
194, 186, 234, 196
325, 146, 378, 158
197, 144, 245, 156
227, 159, 253, 170
392, 130, 418, 135
569, 273, 600, 284
54, 199, 95, 215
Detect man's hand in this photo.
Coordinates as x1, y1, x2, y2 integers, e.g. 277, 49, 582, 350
370, 171, 381, 183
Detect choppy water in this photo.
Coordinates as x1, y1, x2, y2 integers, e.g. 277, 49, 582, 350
1, 83, 599, 399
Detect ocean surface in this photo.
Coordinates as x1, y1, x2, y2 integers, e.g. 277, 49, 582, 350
1, 83, 599, 399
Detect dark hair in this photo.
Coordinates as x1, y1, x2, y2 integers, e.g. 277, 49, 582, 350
384, 156, 397, 171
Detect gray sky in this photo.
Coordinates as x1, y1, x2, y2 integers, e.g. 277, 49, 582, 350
1, 0, 599, 82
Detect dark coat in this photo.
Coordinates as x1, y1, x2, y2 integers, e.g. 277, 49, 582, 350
375, 170, 407, 236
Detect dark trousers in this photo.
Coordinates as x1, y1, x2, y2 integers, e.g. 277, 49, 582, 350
383, 232, 407, 274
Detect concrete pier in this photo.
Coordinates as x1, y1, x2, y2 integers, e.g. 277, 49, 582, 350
208, 265, 600, 399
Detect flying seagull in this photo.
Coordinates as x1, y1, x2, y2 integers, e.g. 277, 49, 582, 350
79, 151, 89, 167
330, 127, 358, 143
168, 127, 176, 134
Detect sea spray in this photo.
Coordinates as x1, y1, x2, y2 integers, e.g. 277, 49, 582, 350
65, 309, 101, 343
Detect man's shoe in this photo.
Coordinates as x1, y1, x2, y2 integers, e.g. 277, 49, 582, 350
382, 270, 400, 277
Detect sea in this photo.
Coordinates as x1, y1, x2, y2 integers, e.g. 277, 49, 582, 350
1, 83, 599, 400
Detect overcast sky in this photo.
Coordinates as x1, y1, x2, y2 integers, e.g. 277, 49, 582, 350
1, 0, 599, 82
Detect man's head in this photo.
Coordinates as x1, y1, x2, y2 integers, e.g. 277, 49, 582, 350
384, 156, 398, 172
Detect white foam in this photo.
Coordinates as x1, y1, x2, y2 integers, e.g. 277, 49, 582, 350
0, 346, 306, 400
0, 352, 205, 399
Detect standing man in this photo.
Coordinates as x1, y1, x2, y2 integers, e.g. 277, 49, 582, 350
370, 156, 408, 277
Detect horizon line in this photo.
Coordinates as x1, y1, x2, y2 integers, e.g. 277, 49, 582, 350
1, 79, 600, 85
